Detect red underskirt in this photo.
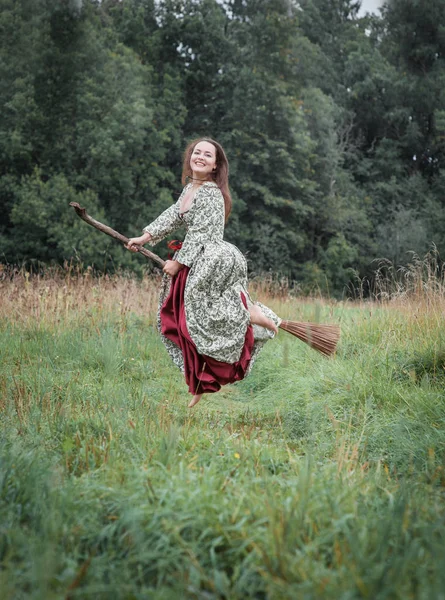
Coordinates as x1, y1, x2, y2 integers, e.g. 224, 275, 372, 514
160, 267, 254, 395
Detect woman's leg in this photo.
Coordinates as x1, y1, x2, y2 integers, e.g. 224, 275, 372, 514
188, 307, 277, 408
188, 305, 277, 408
188, 393, 203, 408
248, 304, 278, 334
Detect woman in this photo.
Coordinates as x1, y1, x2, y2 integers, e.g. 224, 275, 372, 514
127, 138, 281, 408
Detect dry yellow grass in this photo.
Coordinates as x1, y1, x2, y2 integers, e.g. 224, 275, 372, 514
0, 267, 160, 327
0, 265, 340, 327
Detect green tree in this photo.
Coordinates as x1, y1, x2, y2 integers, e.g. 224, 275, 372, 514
0, 0, 183, 267
6, 169, 112, 266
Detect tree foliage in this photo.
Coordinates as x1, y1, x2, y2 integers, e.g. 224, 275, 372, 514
1, 0, 444, 294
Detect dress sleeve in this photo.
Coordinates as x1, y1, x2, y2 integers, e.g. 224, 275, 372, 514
143, 200, 182, 246
175, 185, 225, 267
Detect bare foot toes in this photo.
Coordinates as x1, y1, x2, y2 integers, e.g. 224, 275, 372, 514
188, 394, 203, 408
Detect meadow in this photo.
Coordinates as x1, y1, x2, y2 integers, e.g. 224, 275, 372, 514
1, 264, 445, 599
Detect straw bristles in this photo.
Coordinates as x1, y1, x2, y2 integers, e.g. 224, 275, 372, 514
279, 320, 340, 356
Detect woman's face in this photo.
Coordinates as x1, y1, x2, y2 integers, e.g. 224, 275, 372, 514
190, 141, 217, 179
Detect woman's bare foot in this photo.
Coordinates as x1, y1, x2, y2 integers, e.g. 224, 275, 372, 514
188, 393, 203, 408
248, 304, 278, 334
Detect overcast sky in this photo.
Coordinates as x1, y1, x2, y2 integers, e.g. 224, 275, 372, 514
358, 0, 384, 15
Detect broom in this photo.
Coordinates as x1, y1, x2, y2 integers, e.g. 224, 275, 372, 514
70, 202, 340, 356
279, 320, 340, 356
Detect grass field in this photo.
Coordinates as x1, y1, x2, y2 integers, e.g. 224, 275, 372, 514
1, 267, 445, 599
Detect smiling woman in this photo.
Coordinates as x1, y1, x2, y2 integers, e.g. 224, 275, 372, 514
180, 138, 232, 223
126, 137, 280, 408
178, 141, 219, 217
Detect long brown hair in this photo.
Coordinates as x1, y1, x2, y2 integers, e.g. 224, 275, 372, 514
181, 137, 232, 221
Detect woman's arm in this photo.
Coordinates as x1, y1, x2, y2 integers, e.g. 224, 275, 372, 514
142, 201, 183, 246
126, 231, 152, 252
126, 198, 182, 253
126, 230, 183, 276
163, 259, 184, 277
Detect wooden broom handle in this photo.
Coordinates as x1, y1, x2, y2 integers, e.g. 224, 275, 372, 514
69, 202, 166, 268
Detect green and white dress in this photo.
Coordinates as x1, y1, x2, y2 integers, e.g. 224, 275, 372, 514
144, 181, 280, 392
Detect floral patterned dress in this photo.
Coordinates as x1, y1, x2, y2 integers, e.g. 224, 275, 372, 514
144, 181, 281, 392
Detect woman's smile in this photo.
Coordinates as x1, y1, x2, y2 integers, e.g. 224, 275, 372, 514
190, 140, 217, 178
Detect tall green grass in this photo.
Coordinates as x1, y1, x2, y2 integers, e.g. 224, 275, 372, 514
1, 266, 445, 599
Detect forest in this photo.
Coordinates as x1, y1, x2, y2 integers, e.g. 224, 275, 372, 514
1, 0, 445, 294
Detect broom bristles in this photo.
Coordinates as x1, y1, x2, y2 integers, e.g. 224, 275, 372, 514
279, 320, 340, 356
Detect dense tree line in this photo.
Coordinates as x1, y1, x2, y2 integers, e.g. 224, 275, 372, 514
1, 0, 444, 294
